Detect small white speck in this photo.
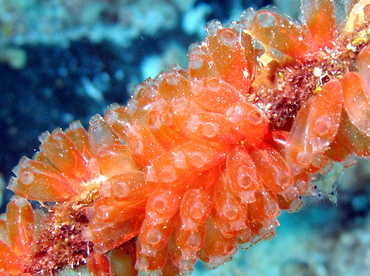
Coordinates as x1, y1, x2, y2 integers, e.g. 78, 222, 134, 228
313, 67, 322, 77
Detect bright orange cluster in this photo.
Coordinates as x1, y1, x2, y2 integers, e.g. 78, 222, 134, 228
1, 0, 370, 275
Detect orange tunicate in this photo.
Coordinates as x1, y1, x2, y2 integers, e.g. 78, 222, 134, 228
0, 240, 25, 274
39, 129, 91, 182
248, 10, 320, 61
342, 71, 370, 137
286, 81, 343, 170
148, 140, 230, 184
205, 23, 255, 94
191, 77, 243, 113
9, 157, 76, 201
333, 111, 370, 158
180, 188, 213, 228
97, 144, 140, 178
157, 67, 191, 100
226, 145, 259, 204
145, 185, 183, 226
225, 102, 268, 141
250, 142, 296, 199
188, 42, 218, 80
198, 217, 237, 268
358, 43, 370, 93
301, 0, 337, 47
147, 99, 184, 147
125, 124, 166, 166
86, 252, 111, 276
3, 0, 370, 275
181, 111, 244, 144
5, 197, 34, 257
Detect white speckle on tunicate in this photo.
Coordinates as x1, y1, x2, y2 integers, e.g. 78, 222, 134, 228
313, 67, 322, 77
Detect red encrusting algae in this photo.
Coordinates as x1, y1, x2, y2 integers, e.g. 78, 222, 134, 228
1, 0, 370, 275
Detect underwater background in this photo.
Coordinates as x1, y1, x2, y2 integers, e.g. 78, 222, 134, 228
0, 0, 370, 275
